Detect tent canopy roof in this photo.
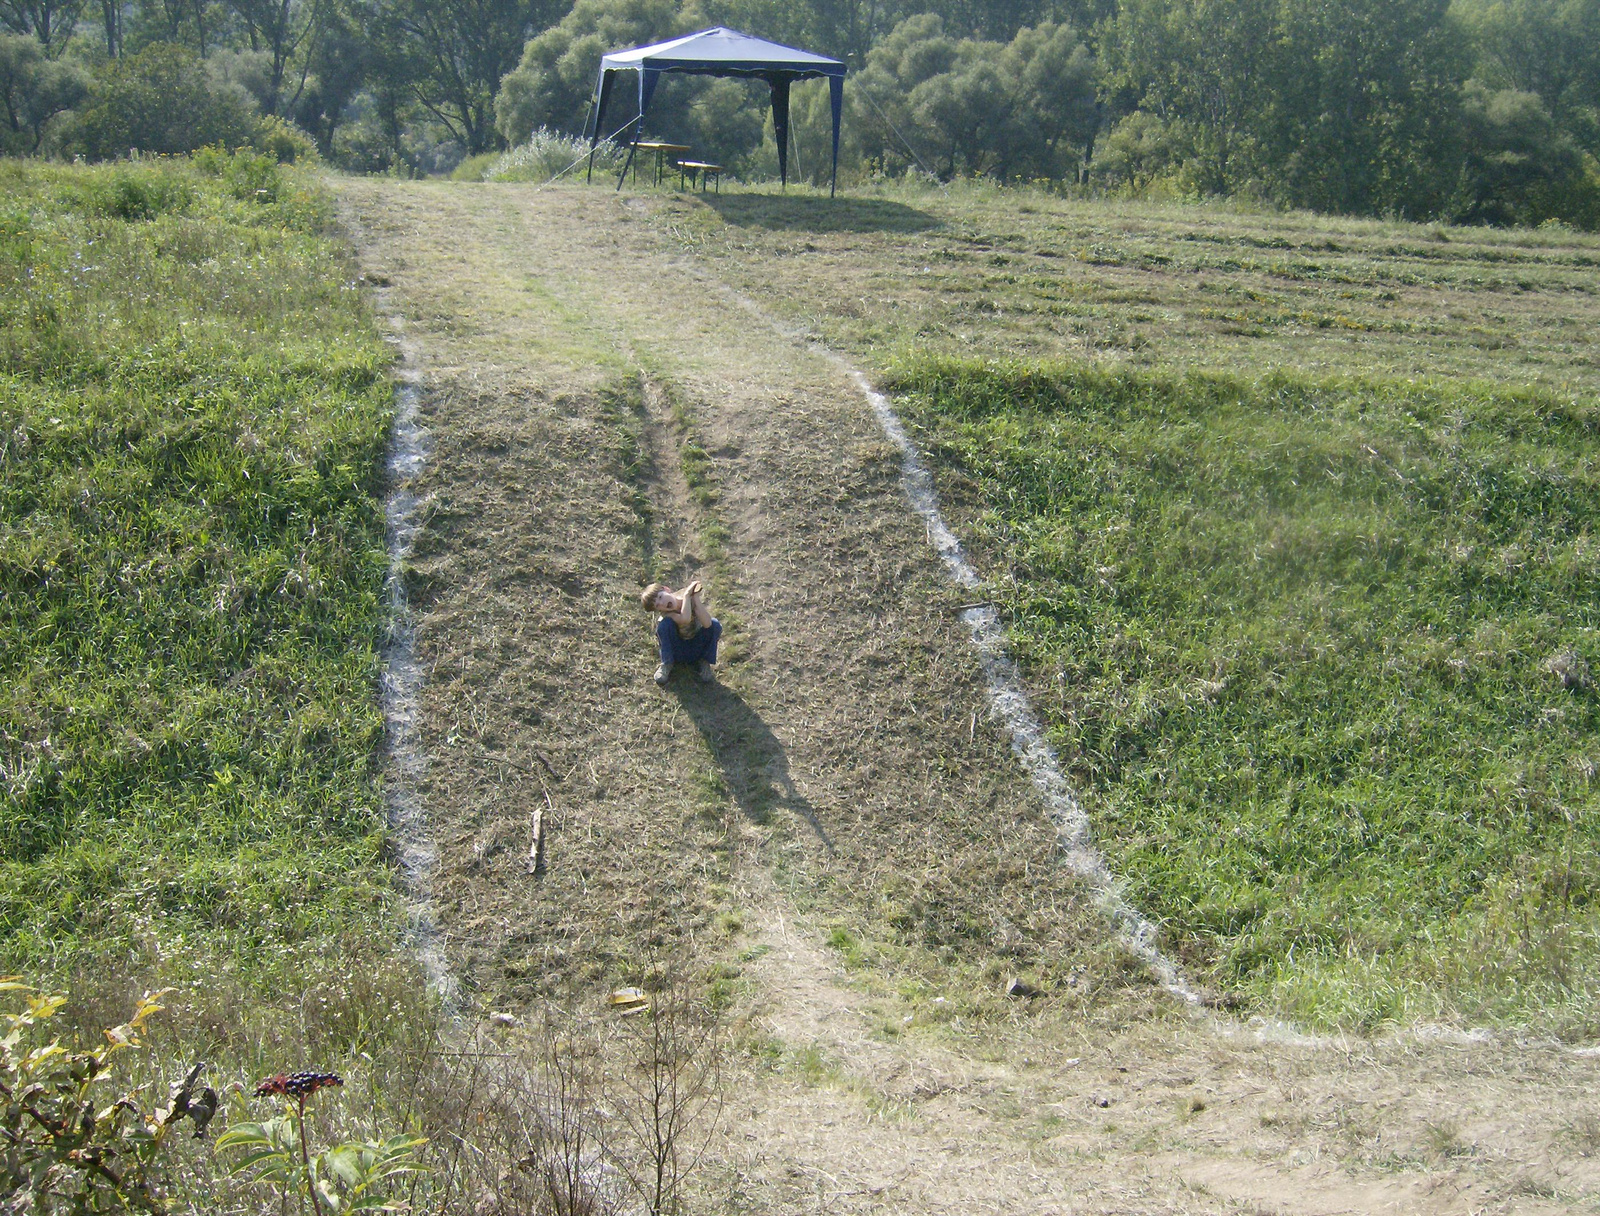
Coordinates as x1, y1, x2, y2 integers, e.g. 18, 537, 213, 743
589, 26, 846, 194
599, 27, 845, 79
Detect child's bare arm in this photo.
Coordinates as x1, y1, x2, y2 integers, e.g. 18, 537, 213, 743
663, 587, 693, 628
687, 581, 711, 628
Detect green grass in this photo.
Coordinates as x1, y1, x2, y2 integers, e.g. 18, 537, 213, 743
889, 356, 1600, 1031
0, 156, 400, 990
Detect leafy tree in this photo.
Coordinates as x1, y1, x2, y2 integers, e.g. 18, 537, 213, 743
786, 0, 898, 62
285, 2, 372, 154
93, 0, 123, 56
1090, 108, 1190, 191
123, 0, 221, 56
494, 0, 680, 144
1006, 19, 1098, 180
927, 0, 1073, 42
1456, 0, 1600, 157
908, 37, 1013, 177
1452, 79, 1600, 227
365, 0, 554, 154
68, 40, 257, 158
1101, 0, 1276, 194
207, 47, 279, 109
849, 12, 959, 175
1259, 0, 1466, 217
673, 74, 767, 166
0, 0, 84, 55
330, 82, 411, 170
222, 0, 329, 114
696, 0, 1110, 63
0, 30, 88, 152
1104, 0, 1467, 214
851, 13, 1095, 181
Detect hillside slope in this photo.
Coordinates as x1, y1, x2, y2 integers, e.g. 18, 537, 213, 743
337, 177, 1600, 1216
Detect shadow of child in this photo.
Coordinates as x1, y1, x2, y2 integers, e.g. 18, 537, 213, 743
670, 681, 835, 855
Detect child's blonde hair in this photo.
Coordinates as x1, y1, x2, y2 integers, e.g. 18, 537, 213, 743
640, 583, 665, 612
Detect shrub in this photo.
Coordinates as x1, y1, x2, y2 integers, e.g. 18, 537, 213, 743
450, 151, 500, 181
329, 93, 402, 175
1090, 112, 1196, 194
1451, 81, 1600, 230
253, 113, 319, 165
0, 980, 210, 1213
194, 143, 286, 200
485, 127, 624, 183
222, 146, 283, 201
0, 33, 89, 156
68, 43, 257, 162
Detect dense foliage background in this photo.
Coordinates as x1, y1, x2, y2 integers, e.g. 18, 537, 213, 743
1, 0, 1597, 224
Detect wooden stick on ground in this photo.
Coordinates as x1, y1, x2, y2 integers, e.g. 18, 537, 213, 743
528, 790, 550, 877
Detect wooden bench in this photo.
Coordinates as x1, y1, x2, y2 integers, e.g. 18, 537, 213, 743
676, 160, 724, 193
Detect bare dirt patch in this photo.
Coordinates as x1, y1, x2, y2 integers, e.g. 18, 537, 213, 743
336, 177, 1600, 1214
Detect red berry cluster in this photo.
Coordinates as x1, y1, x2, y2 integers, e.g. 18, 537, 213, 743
254, 1071, 344, 1099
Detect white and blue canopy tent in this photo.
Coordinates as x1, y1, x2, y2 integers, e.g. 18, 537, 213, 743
585, 27, 846, 197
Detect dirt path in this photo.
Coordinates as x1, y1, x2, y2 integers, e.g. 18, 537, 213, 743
336, 179, 1599, 1215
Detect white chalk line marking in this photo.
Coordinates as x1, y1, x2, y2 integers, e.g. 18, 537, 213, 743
376, 304, 458, 1009
640, 255, 1600, 1049
848, 370, 1200, 1006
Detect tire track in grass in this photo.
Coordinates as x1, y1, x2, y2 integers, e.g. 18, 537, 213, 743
692, 272, 1201, 1006
694, 266, 1600, 1047
332, 186, 1600, 1216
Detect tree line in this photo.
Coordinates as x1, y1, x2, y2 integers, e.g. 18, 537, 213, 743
3, 0, 1598, 225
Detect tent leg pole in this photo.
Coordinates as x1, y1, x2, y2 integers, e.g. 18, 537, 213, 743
582, 95, 597, 183
617, 143, 638, 192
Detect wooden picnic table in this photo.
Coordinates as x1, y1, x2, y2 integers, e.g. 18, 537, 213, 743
632, 141, 691, 187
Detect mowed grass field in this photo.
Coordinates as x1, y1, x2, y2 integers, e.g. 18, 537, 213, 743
644, 183, 1600, 1030
681, 185, 1600, 393
0, 157, 411, 1026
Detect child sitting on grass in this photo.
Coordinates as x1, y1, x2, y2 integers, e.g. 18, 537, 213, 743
640, 579, 721, 685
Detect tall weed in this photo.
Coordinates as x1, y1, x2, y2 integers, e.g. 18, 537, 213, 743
484, 128, 625, 184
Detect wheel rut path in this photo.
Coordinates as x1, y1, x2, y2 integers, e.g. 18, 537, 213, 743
337, 178, 1599, 1216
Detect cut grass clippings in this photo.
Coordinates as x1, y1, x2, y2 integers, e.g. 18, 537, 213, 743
889, 356, 1600, 1032
0, 156, 401, 995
